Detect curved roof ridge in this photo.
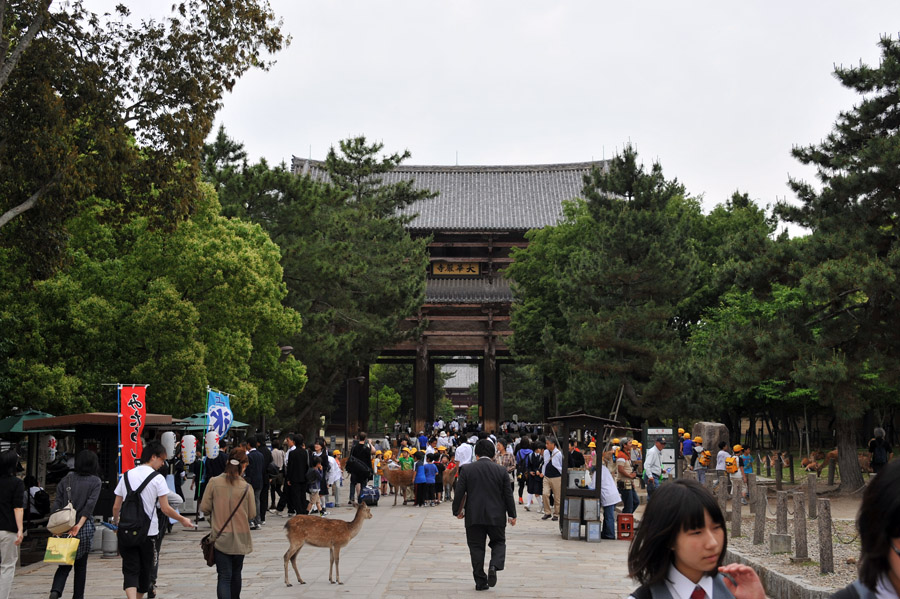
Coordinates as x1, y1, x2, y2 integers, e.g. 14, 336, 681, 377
291, 157, 603, 173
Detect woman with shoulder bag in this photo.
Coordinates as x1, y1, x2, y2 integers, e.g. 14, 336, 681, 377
200, 448, 255, 599
48, 449, 101, 599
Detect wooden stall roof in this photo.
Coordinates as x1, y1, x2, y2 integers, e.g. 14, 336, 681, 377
547, 409, 619, 427
23, 412, 179, 430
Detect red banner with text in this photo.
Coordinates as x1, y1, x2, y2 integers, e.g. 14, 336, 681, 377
119, 385, 147, 474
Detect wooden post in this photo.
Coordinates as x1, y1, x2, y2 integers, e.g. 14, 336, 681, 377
808, 473, 817, 519
775, 452, 783, 491
776, 491, 788, 535
766, 453, 771, 477
753, 490, 766, 545
717, 473, 729, 515
794, 491, 808, 560
827, 458, 836, 486
747, 473, 757, 514
731, 479, 743, 537
788, 451, 795, 484
818, 498, 834, 573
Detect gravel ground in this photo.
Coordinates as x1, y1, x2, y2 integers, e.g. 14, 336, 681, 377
726, 495, 861, 591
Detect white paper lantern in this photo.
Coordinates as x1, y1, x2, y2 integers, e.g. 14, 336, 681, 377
181, 434, 197, 464
46, 435, 57, 462
205, 431, 219, 459
161, 432, 176, 460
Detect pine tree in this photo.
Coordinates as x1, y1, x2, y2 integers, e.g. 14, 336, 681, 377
776, 36, 900, 491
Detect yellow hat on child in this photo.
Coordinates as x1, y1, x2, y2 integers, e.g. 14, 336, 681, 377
588, 442, 596, 448
612, 438, 620, 445
333, 450, 341, 456
733, 444, 743, 453
694, 436, 702, 443
683, 432, 691, 439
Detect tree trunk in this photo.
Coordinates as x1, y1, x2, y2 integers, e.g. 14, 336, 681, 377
836, 416, 864, 492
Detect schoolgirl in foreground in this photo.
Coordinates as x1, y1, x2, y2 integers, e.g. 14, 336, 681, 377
627, 479, 765, 599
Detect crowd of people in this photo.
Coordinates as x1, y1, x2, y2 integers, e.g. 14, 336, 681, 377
0, 421, 893, 598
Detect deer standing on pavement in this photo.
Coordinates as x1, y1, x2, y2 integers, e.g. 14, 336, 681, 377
283, 502, 373, 586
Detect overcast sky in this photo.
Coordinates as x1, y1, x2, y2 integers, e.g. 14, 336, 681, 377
95, 2, 900, 229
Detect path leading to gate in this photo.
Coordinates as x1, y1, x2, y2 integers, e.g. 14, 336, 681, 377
12, 498, 633, 598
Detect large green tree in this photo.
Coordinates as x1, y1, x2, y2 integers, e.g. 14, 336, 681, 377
0, 0, 287, 276
205, 132, 431, 430
509, 148, 700, 419
0, 186, 306, 419
771, 36, 900, 490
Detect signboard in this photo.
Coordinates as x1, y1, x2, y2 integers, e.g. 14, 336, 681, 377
645, 426, 677, 479
206, 389, 233, 440
432, 262, 481, 276
119, 385, 148, 474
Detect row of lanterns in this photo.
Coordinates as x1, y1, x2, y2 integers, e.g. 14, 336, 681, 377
160, 430, 219, 464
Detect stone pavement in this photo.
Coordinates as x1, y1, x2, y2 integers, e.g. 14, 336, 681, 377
12, 498, 634, 599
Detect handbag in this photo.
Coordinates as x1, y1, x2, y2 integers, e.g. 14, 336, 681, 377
44, 536, 80, 565
47, 483, 77, 535
201, 484, 249, 567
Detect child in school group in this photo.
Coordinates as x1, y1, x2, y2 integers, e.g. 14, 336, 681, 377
433, 452, 446, 504
424, 453, 439, 506
306, 457, 325, 516
627, 479, 765, 599
373, 450, 383, 495
414, 451, 428, 506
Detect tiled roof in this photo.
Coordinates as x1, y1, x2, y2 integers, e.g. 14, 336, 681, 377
441, 365, 478, 390
291, 158, 606, 231
425, 276, 512, 304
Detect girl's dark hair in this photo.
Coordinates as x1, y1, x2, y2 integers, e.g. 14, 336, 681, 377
518, 437, 531, 452
857, 459, 900, 590
0, 450, 18, 476
628, 479, 727, 586
224, 448, 248, 485
75, 449, 99, 477
718, 441, 727, 450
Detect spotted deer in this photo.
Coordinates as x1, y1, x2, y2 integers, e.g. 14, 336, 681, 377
283, 502, 373, 586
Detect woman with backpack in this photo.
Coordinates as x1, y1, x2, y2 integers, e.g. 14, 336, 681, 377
869, 428, 893, 475
523, 442, 544, 512
48, 449, 102, 599
627, 479, 765, 599
200, 447, 256, 599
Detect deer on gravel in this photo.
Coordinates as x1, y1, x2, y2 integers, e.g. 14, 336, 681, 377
283, 502, 373, 586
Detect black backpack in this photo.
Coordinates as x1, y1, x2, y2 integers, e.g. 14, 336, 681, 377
118, 471, 161, 548
873, 440, 889, 465
32, 489, 51, 516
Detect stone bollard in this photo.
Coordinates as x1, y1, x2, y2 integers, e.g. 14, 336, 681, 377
747, 473, 757, 514
794, 491, 808, 560
808, 473, 817, 519
776, 491, 788, 535
717, 473, 729, 515
731, 479, 743, 537
753, 490, 766, 545
818, 498, 834, 573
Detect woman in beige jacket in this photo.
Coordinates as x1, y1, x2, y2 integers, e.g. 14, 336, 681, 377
200, 448, 256, 599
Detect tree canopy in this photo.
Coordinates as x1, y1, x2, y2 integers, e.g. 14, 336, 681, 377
204, 131, 430, 430
0, 0, 288, 276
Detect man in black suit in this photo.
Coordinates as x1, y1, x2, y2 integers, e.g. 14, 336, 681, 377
255, 433, 273, 524
285, 433, 309, 516
245, 437, 264, 529
451, 439, 517, 591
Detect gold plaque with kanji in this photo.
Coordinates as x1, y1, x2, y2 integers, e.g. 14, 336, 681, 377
432, 262, 480, 276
